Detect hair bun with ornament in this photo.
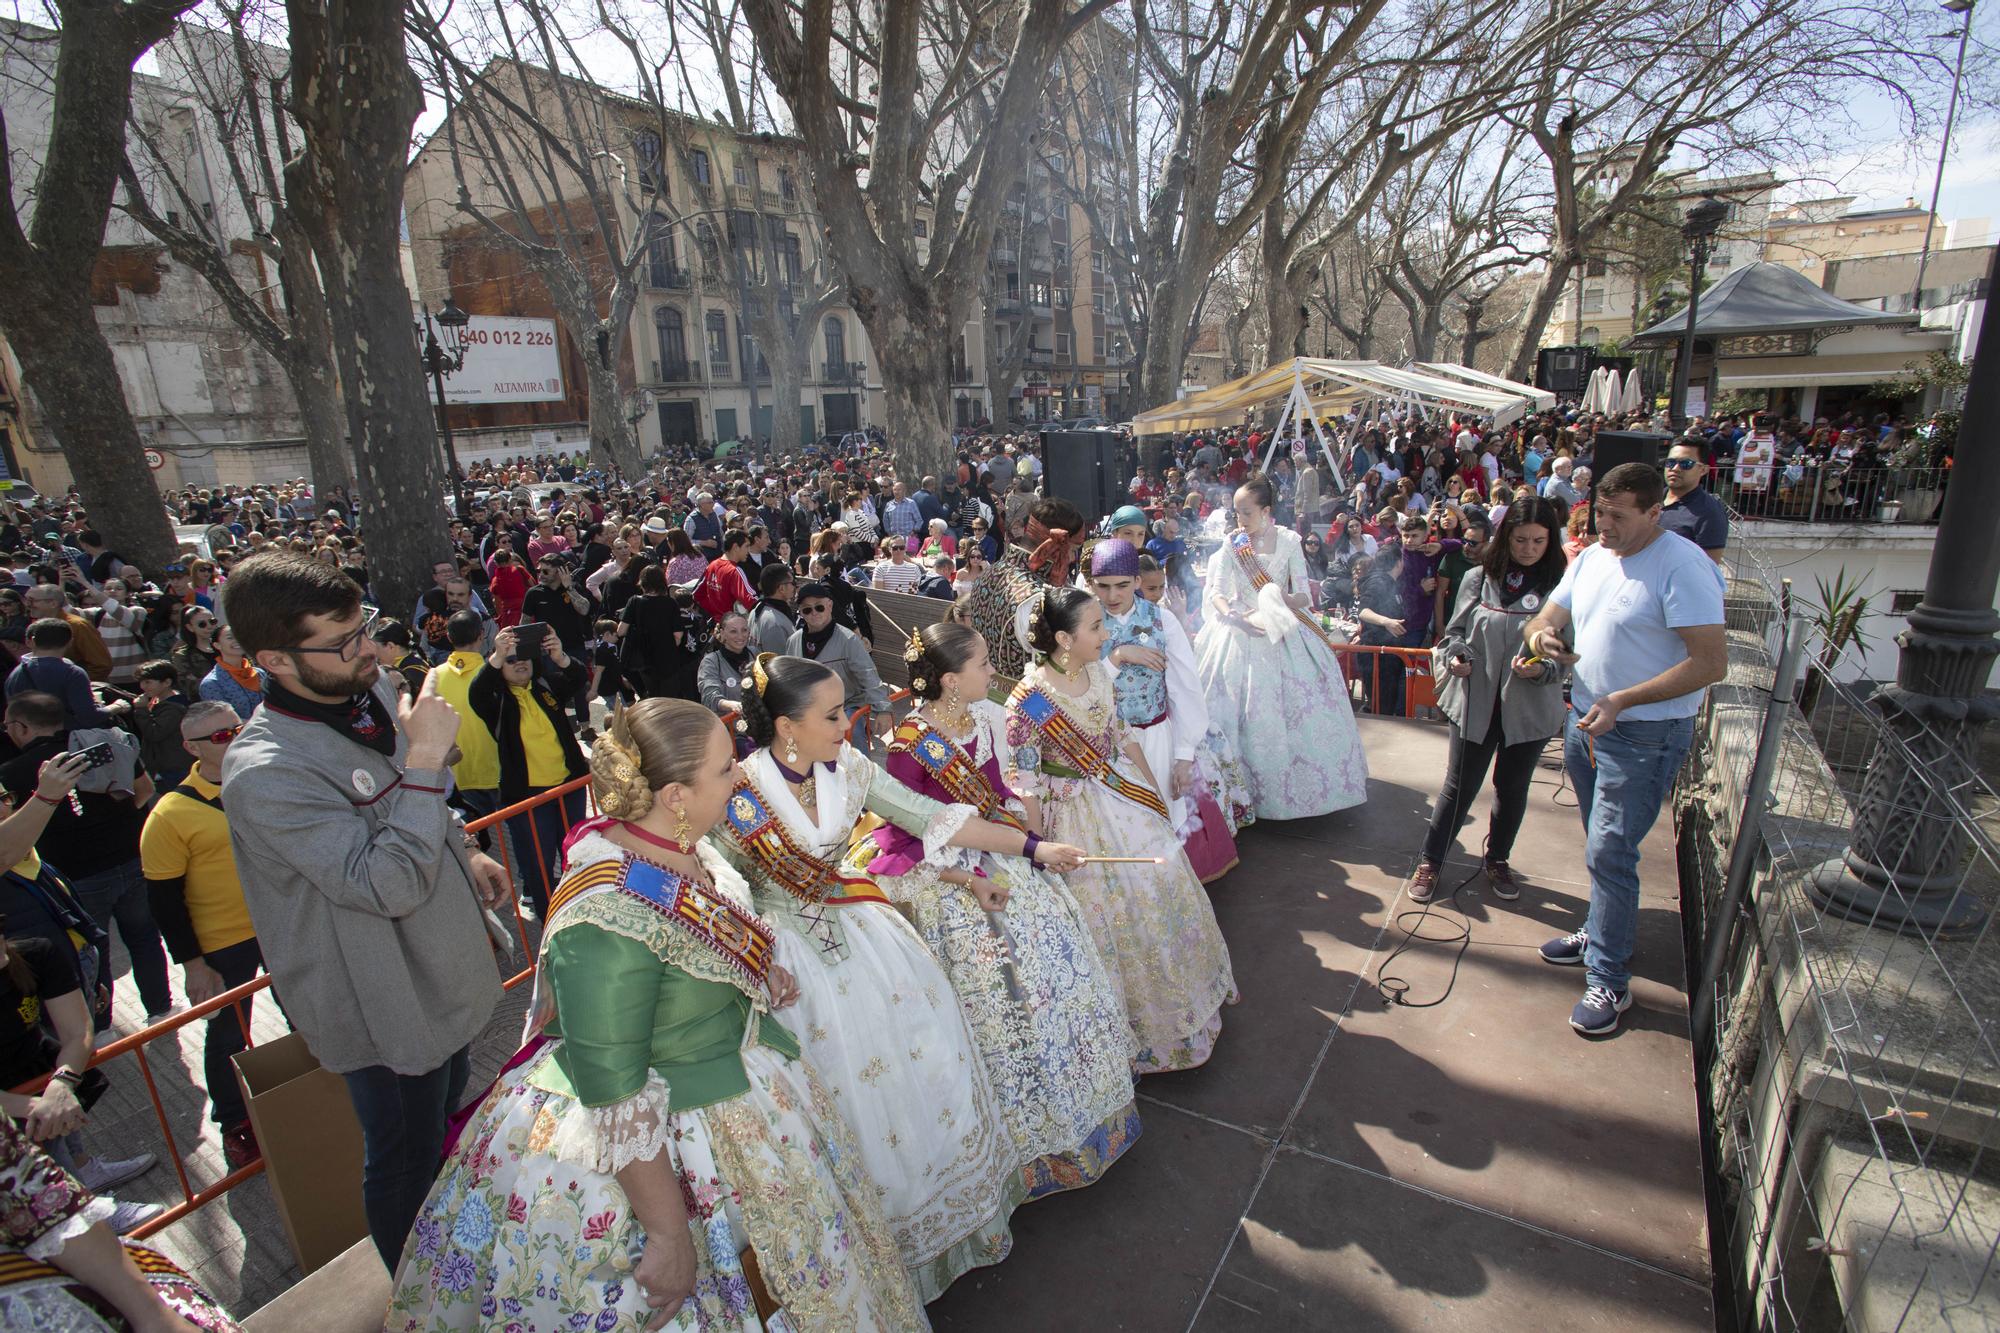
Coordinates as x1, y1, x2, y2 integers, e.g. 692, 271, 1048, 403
589, 706, 654, 820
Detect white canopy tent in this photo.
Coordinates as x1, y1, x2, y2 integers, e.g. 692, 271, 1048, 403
1130, 357, 1551, 488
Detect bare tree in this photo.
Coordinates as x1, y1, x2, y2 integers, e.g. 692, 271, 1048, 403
732, 0, 1117, 474
284, 0, 446, 616
1497, 0, 1945, 379
408, 1, 679, 478
0, 0, 194, 571
118, 7, 354, 496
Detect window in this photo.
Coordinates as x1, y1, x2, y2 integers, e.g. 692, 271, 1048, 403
688, 148, 711, 188
1579, 292, 1604, 314
1579, 326, 1601, 345
705, 310, 729, 372
656, 306, 687, 374
633, 131, 663, 194
734, 156, 754, 188
1585, 258, 1607, 277
1052, 241, 1070, 271
779, 167, 796, 200
737, 328, 768, 377
1090, 250, 1103, 273
1093, 334, 1106, 359
823, 316, 847, 368
1054, 331, 1071, 361
914, 218, 928, 238
1054, 285, 1071, 308
646, 218, 678, 287
1091, 289, 1104, 313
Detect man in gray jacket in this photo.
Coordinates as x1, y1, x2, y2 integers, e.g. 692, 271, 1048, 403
786, 580, 890, 744
219, 553, 512, 1270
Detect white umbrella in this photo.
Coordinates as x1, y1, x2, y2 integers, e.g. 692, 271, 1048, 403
1581, 365, 1606, 413
1620, 367, 1645, 414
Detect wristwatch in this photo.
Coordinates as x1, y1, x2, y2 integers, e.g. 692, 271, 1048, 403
48, 1066, 83, 1089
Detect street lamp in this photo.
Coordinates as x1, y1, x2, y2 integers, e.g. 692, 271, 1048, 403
1808, 239, 2000, 937
1669, 195, 1730, 430
1909, 0, 1975, 311
418, 298, 471, 521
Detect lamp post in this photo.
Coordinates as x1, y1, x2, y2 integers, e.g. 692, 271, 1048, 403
1668, 195, 1730, 429
1910, 0, 1974, 312
417, 299, 472, 522
1808, 240, 2000, 936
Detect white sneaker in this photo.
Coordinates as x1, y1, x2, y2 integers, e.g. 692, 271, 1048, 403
77, 1152, 157, 1193
104, 1199, 164, 1234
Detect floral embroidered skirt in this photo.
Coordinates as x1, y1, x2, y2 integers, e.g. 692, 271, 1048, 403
873, 853, 1142, 1199
386, 1044, 926, 1332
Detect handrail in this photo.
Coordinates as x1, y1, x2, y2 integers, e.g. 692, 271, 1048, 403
9, 775, 602, 1241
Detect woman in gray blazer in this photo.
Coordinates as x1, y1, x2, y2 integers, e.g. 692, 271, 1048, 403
1410, 495, 1570, 904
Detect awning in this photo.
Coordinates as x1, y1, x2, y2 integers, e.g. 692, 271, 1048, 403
1713, 351, 1916, 390
1413, 362, 1559, 411
1129, 357, 1548, 435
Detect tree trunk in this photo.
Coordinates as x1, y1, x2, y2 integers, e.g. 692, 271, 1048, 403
284, 0, 447, 619
1260, 201, 1306, 360
1460, 298, 1487, 366
582, 344, 640, 478
275, 239, 355, 496
9, 285, 177, 569
0, 0, 192, 575
764, 336, 809, 458
1136, 270, 1202, 411
863, 300, 952, 477
1506, 253, 1577, 382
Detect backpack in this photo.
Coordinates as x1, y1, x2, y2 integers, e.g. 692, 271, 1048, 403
65, 725, 142, 795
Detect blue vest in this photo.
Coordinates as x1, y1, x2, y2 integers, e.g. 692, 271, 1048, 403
1101, 598, 1168, 726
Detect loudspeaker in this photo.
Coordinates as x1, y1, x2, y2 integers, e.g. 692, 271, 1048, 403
1537, 346, 1589, 394
1590, 429, 1671, 479
1041, 429, 1135, 528
1586, 429, 1672, 533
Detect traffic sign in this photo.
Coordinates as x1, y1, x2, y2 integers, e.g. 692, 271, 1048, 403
144, 448, 165, 470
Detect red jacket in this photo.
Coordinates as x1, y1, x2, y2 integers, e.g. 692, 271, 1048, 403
694, 557, 755, 620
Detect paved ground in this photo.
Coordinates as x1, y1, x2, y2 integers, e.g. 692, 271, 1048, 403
84, 714, 1713, 1329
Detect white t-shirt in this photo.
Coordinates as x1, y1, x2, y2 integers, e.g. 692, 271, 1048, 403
1551, 531, 1725, 720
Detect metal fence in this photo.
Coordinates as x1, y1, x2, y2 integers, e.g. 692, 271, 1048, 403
1676, 521, 2000, 1330
1713, 464, 1950, 526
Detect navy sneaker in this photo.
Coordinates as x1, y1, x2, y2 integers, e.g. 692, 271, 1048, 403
1570, 984, 1632, 1036
1539, 928, 1588, 966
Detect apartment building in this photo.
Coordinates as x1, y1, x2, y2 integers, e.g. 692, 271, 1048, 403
1764, 197, 1949, 286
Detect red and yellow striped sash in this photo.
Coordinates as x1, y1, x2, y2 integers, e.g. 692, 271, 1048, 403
721, 778, 890, 908
548, 856, 775, 988
1006, 682, 1170, 822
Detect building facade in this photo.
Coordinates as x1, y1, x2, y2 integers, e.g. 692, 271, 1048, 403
0, 22, 310, 494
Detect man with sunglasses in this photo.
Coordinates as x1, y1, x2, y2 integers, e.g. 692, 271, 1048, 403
139, 701, 264, 1169
217, 553, 511, 1269
1657, 439, 1729, 565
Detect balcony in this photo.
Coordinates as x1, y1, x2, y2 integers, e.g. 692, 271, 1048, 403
822, 360, 866, 384
646, 264, 691, 291
991, 245, 1018, 267
726, 183, 757, 208
1022, 347, 1054, 367
652, 359, 702, 384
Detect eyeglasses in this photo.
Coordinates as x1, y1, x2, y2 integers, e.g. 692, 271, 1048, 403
1663, 458, 1703, 470
286, 607, 381, 661
187, 724, 242, 746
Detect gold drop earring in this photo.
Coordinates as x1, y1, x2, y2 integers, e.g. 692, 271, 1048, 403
784, 732, 800, 766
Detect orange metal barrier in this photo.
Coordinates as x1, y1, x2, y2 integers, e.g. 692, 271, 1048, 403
8, 776, 601, 1241
1328, 643, 1438, 719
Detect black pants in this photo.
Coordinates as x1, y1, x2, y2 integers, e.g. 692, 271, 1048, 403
1421, 692, 1550, 867
199, 937, 268, 1128
341, 1045, 471, 1270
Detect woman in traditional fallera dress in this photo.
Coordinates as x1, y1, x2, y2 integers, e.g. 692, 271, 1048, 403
715, 654, 1092, 1301
1005, 586, 1237, 1073
1138, 556, 1258, 850
388, 700, 924, 1332
1089, 540, 1242, 883
1197, 473, 1370, 820
864, 622, 1141, 1199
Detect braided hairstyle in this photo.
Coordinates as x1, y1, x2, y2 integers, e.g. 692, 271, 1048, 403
589, 698, 719, 820
736, 652, 838, 749
905, 621, 983, 701
1025, 584, 1095, 661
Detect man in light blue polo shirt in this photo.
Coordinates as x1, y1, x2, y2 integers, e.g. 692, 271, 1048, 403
1522, 462, 1726, 1036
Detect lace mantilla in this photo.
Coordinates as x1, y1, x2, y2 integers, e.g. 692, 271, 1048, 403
22, 1195, 117, 1261
922, 801, 980, 864
540, 1067, 676, 1174
541, 835, 771, 1007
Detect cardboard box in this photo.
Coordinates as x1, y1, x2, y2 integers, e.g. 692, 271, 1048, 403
233, 1033, 369, 1274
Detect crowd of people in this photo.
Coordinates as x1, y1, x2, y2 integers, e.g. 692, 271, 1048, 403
0, 389, 1802, 1327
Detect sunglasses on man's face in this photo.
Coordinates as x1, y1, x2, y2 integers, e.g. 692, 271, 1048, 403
188, 724, 242, 746
1664, 458, 1703, 470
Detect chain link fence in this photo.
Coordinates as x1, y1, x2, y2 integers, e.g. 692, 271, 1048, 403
1677, 522, 2000, 1330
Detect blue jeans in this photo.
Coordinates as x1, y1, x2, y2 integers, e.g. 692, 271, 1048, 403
69, 859, 173, 1018
1563, 714, 1694, 993
505, 786, 587, 917
341, 1045, 471, 1270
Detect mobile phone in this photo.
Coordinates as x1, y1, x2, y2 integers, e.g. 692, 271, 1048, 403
78, 742, 115, 769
